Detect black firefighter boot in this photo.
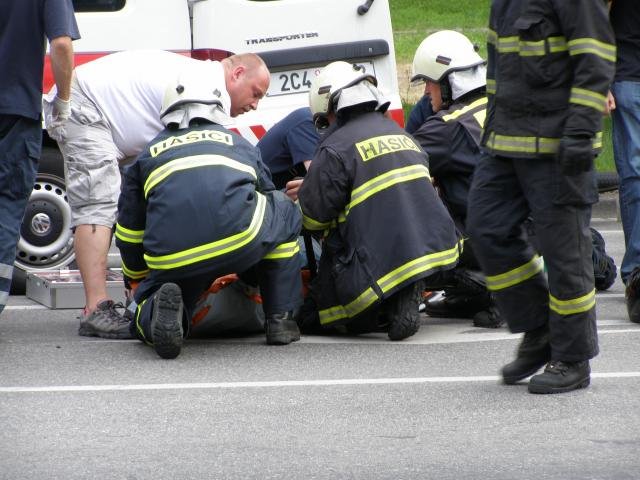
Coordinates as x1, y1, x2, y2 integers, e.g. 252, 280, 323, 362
625, 267, 640, 324
528, 360, 591, 394
386, 280, 423, 341
265, 311, 301, 345
502, 323, 551, 384
150, 283, 184, 360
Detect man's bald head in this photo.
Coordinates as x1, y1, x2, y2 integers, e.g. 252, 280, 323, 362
222, 53, 270, 117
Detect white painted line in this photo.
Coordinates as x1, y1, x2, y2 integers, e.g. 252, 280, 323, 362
599, 328, 640, 334
3, 304, 47, 310
596, 230, 623, 234
1, 372, 639, 394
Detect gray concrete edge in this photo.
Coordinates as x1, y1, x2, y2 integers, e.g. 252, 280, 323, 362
593, 192, 620, 220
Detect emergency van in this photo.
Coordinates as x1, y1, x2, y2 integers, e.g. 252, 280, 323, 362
16, 0, 403, 286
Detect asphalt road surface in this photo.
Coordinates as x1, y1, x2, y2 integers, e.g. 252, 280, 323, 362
1, 215, 639, 480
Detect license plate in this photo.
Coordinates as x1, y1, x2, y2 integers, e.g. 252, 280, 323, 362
267, 61, 375, 97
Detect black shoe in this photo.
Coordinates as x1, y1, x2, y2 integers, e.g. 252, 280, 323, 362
346, 306, 388, 335
423, 291, 490, 319
472, 306, 504, 329
78, 299, 133, 339
591, 228, 617, 291
502, 324, 551, 384
150, 283, 184, 359
528, 360, 591, 394
386, 281, 423, 341
266, 311, 301, 345
625, 267, 640, 324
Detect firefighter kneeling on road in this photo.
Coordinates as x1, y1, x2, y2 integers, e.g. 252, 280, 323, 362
297, 61, 462, 340
115, 67, 303, 359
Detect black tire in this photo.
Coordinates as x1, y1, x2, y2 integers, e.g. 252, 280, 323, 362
11, 146, 75, 295
597, 171, 619, 193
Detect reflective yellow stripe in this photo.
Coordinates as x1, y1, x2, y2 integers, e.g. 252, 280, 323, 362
518, 37, 568, 56
487, 78, 496, 95
302, 214, 332, 231
570, 87, 607, 113
263, 241, 300, 260
144, 192, 266, 269
442, 97, 488, 122
486, 131, 603, 155
473, 110, 487, 128
319, 287, 379, 325
355, 134, 421, 162
486, 255, 544, 291
493, 34, 615, 60
593, 131, 603, 149
377, 240, 462, 294
567, 38, 616, 62
121, 263, 149, 280
143, 154, 257, 198
519, 39, 545, 56
548, 36, 568, 53
487, 29, 497, 46
344, 165, 431, 218
486, 133, 560, 154
135, 298, 150, 344
538, 137, 561, 154
497, 36, 519, 53
318, 240, 462, 325
115, 223, 144, 244
549, 289, 595, 315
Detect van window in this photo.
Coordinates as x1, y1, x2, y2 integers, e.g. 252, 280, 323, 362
72, 0, 125, 12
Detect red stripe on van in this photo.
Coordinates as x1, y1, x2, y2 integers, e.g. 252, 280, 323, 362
388, 107, 405, 129
249, 125, 267, 140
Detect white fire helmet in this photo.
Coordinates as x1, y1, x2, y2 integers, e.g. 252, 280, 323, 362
411, 30, 485, 84
309, 61, 388, 127
160, 63, 231, 128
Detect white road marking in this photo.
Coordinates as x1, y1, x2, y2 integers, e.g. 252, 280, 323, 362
3, 304, 47, 310
1, 371, 639, 394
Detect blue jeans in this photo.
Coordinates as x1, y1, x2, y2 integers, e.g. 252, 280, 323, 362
612, 80, 640, 283
0, 115, 40, 314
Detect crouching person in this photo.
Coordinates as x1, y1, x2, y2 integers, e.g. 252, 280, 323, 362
298, 62, 462, 340
115, 68, 303, 359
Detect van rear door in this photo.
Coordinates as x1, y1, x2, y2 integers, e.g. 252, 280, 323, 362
191, 0, 403, 143
44, 0, 191, 93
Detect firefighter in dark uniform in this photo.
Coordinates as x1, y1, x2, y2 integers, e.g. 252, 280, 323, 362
467, 0, 616, 393
410, 30, 617, 328
409, 30, 501, 328
298, 61, 462, 341
116, 69, 303, 359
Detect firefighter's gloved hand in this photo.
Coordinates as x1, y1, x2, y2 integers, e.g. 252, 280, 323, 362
558, 136, 594, 176
53, 95, 71, 121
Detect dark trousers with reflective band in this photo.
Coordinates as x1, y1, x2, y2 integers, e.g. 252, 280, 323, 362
467, 152, 598, 362
132, 192, 303, 343
133, 253, 302, 343
0, 115, 40, 314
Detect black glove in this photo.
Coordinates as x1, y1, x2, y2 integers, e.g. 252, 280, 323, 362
557, 136, 594, 175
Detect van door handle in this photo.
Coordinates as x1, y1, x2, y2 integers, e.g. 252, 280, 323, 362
357, 0, 375, 15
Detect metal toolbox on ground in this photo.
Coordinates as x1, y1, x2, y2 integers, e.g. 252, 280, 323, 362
26, 270, 126, 309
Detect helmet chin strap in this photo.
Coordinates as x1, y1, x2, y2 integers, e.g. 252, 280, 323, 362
439, 77, 453, 109
313, 114, 330, 130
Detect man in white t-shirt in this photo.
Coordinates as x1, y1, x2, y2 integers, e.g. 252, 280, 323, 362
43, 50, 270, 339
